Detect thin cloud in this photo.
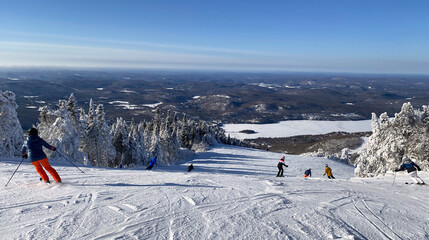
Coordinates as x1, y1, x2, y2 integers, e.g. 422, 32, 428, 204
0, 40, 302, 71
0, 30, 289, 57
1, 37, 428, 74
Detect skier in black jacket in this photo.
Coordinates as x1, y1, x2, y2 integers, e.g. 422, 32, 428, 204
277, 156, 288, 177
395, 156, 425, 185
187, 164, 194, 172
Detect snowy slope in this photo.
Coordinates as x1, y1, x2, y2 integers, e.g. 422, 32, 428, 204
1, 145, 428, 240
223, 120, 371, 139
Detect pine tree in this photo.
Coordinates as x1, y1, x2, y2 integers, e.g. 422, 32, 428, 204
111, 118, 132, 167
135, 122, 148, 165
180, 114, 190, 148
67, 93, 77, 120
0, 90, 24, 156
37, 100, 87, 165
96, 104, 115, 167
79, 98, 101, 166
19, 95, 229, 168
149, 124, 163, 162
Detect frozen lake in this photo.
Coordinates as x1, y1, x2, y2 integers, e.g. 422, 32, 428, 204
223, 120, 372, 139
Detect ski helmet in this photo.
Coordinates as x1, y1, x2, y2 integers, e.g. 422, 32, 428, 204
28, 128, 38, 136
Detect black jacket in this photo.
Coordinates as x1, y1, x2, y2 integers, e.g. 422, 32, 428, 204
396, 161, 421, 173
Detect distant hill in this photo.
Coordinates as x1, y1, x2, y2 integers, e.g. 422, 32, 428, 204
1, 70, 428, 129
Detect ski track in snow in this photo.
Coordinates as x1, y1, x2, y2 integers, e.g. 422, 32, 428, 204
1, 144, 429, 240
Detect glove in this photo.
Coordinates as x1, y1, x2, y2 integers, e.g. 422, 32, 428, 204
22, 153, 28, 159
285, 165, 289, 167
52, 146, 57, 151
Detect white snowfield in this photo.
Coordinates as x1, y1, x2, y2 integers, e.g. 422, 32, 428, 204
223, 120, 372, 139
1, 144, 428, 240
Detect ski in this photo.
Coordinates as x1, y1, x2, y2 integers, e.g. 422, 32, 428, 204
39, 177, 51, 184
405, 182, 427, 186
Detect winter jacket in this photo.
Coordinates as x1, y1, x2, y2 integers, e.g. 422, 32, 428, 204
397, 161, 421, 173
21, 136, 55, 162
187, 164, 194, 172
324, 167, 333, 177
277, 161, 287, 169
304, 169, 312, 177
149, 157, 157, 166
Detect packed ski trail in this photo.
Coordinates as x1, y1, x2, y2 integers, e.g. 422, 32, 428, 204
1, 144, 428, 240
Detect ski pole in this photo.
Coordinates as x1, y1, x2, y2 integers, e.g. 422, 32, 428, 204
392, 172, 397, 186
56, 151, 85, 174
5, 157, 25, 187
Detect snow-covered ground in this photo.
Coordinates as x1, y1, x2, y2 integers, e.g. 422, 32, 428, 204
1, 144, 428, 239
223, 120, 372, 139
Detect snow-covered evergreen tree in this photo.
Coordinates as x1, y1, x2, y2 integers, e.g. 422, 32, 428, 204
25, 94, 228, 168
67, 93, 78, 121
158, 116, 180, 164
131, 122, 148, 166
111, 117, 132, 167
0, 90, 24, 156
80, 99, 100, 166
180, 114, 190, 149
355, 102, 429, 177
37, 100, 87, 164
95, 104, 116, 167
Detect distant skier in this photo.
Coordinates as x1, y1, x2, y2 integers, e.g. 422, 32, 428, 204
146, 156, 157, 170
277, 156, 288, 177
21, 128, 61, 183
304, 168, 312, 178
187, 164, 194, 172
323, 164, 335, 179
395, 156, 425, 185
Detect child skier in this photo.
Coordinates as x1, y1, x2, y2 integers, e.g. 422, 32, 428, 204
304, 168, 312, 178
21, 128, 61, 183
146, 156, 157, 170
323, 164, 335, 179
395, 156, 426, 185
277, 156, 288, 177
187, 164, 194, 172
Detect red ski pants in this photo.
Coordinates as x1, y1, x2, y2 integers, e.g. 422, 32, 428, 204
31, 158, 61, 183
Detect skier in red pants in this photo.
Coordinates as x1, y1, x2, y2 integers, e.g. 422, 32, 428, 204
21, 128, 61, 183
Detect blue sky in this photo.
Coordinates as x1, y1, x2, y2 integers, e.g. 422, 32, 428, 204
0, 0, 428, 74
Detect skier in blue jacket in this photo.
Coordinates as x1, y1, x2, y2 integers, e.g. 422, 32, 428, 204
146, 156, 157, 170
21, 128, 61, 183
304, 168, 312, 178
395, 156, 425, 185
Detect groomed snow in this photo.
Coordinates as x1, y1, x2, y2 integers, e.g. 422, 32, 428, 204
223, 120, 372, 139
1, 144, 428, 239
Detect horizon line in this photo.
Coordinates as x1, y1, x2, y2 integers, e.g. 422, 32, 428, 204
0, 66, 428, 77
